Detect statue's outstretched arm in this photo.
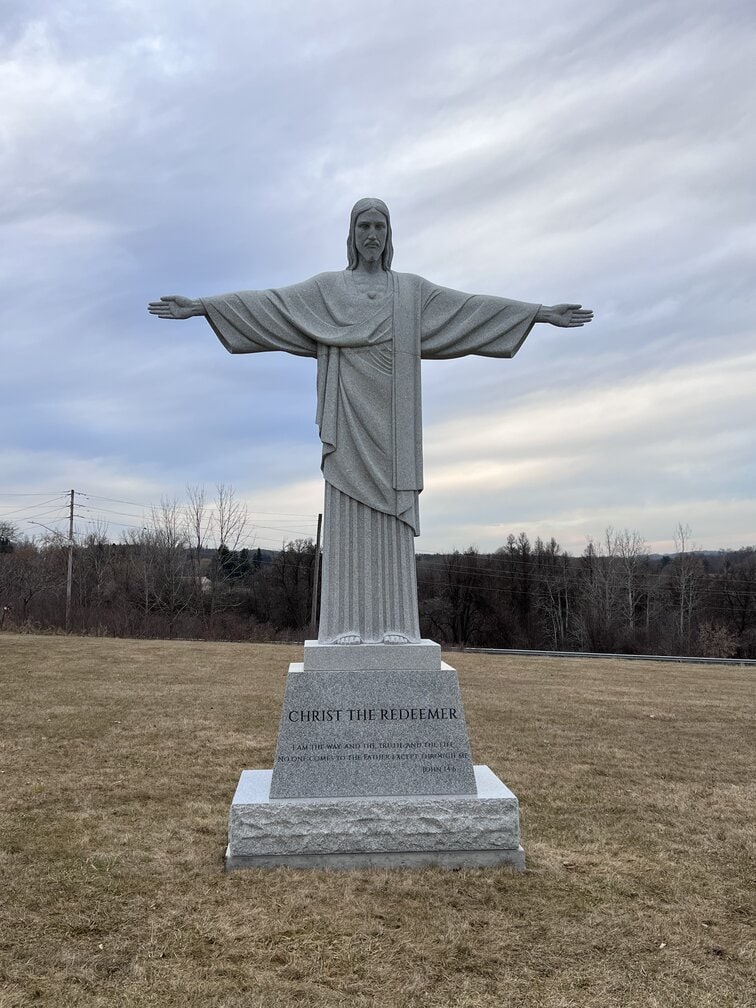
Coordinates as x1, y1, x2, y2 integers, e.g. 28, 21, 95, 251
147, 295, 206, 320
535, 304, 594, 328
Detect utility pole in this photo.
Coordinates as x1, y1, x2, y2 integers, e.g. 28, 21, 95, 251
65, 489, 74, 632
309, 512, 322, 639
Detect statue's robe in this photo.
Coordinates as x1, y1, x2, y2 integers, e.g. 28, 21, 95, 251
202, 271, 539, 643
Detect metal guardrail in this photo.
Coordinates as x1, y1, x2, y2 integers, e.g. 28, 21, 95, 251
462, 647, 756, 667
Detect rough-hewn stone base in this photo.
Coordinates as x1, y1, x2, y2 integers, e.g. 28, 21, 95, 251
225, 765, 525, 872
225, 845, 525, 871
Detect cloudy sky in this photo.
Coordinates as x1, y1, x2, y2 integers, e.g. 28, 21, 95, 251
2, 0, 754, 555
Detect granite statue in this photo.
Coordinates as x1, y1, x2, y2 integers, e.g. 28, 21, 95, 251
149, 198, 593, 646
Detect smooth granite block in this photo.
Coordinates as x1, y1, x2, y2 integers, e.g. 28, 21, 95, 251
303, 640, 441, 672
226, 765, 524, 871
269, 661, 477, 799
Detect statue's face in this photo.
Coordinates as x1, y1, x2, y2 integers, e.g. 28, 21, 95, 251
354, 209, 388, 264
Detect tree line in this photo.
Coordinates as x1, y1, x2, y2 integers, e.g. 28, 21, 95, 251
417, 528, 755, 657
1, 503, 754, 658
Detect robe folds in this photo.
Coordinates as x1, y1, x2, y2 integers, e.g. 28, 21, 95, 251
201, 270, 539, 643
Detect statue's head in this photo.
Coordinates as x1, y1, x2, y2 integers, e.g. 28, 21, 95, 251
346, 197, 394, 270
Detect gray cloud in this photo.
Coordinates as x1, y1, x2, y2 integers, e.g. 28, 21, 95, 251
1, 0, 754, 551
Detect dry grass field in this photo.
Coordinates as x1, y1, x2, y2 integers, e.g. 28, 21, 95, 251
0, 634, 753, 1008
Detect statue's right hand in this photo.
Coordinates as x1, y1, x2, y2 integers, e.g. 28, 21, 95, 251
147, 295, 203, 320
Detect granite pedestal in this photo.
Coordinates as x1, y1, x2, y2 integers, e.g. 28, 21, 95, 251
226, 765, 524, 870
270, 641, 476, 799
225, 641, 525, 871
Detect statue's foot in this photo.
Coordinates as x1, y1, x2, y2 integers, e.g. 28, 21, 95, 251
332, 633, 362, 645
382, 633, 410, 644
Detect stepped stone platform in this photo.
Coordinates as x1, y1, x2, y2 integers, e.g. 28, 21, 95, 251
225, 641, 525, 871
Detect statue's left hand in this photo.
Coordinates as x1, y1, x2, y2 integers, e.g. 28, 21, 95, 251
147, 294, 204, 320
544, 304, 594, 328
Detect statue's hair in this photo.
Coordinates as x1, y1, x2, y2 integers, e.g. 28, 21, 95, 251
346, 197, 393, 270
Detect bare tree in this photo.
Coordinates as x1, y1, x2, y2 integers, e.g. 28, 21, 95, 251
125, 500, 192, 637
575, 531, 618, 651
614, 528, 650, 634
0, 535, 66, 627
266, 538, 316, 634
0, 521, 19, 553
421, 548, 487, 647
214, 484, 248, 554
75, 522, 115, 632
534, 537, 573, 650
185, 485, 212, 569
202, 485, 250, 636
712, 548, 756, 657
668, 523, 703, 652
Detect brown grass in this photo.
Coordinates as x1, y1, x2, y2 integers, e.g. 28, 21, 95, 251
0, 634, 753, 1007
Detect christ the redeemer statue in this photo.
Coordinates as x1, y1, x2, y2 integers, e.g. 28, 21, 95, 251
149, 198, 593, 646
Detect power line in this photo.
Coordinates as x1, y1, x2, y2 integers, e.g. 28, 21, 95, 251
416, 555, 756, 588
0, 490, 65, 497
417, 562, 756, 601
4, 489, 755, 581
0, 495, 68, 518
415, 576, 756, 604
81, 492, 317, 518
71, 514, 314, 550
77, 504, 152, 520
18, 510, 70, 524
